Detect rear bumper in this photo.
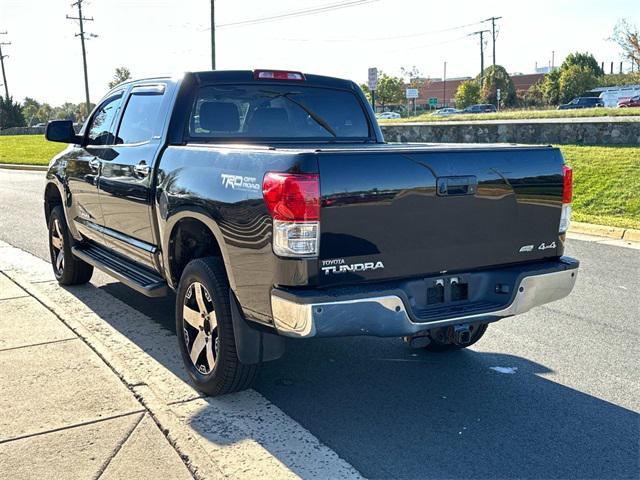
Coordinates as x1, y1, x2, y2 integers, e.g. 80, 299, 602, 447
271, 257, 579, 338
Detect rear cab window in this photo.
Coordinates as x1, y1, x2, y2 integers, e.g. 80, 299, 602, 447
188, 84, 371, 142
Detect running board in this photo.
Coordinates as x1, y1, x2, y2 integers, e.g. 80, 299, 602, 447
72, 245, 168, 297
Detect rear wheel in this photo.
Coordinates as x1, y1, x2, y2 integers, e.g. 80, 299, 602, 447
422, 322, 488, 352
48, 206, 93, 285
176, 257, 258, 396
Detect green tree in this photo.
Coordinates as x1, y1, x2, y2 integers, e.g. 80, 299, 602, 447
108, 67, 132, 89
477, 65, 516, 107
454, 80, 480, 109
558, 65, 599, 103
560, 52, 603, 76
539, 52, 602, 105
519, 82, 545, 108
598, 71, 640, 87
35, 103, 54, 123
0, 96, 26, 129
76, 101, 95, 122
541, 68, 561, 105
55, 102, 79, 121
375, 73, 404, 110
22, 97, 41, 126
360, 83, 371, 103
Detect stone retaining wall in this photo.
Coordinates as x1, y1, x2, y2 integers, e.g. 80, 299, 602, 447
381, 119, 640, 145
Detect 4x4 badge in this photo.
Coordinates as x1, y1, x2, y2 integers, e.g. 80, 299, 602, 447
538, 241, 557, 251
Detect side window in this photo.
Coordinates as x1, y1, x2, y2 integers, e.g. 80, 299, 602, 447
116, 86, 165, 144
87, 94, 123, 146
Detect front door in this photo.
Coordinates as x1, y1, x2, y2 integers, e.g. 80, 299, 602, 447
66, 92, 124, 244
98, 83, 167, 270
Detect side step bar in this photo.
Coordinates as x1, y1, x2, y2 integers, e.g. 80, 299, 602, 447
72, 245, 168, 297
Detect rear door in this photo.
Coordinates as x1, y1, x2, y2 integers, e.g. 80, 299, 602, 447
66, 91, 124, 244
98, 83, 168, 270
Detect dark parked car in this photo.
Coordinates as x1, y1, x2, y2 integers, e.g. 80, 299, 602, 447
617, 95, 640, 108
43, 70, 579, 396
557, 97, 604, 109
462, 104, 497, 113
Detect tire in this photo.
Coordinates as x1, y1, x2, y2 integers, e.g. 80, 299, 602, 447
175, 257, 258, 396
48, 206, 94, 285
422, 322, 488, 353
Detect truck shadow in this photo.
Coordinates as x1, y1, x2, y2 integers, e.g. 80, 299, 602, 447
85, 283, 638, 480
255, 337, 639, 479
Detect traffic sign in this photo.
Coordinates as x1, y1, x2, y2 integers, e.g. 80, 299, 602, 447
367, 67, 378, 91
405, 88, 419, 99
428, 97, 438, 107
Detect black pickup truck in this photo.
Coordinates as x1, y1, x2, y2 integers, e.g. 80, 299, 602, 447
44, 70, 579, 395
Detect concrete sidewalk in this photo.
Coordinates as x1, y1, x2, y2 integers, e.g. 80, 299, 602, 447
0, 272, 194, 480
0, 240, 362, 480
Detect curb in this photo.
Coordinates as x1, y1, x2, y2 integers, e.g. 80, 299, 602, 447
569, 221, 640, 242
0, 163, 48, 171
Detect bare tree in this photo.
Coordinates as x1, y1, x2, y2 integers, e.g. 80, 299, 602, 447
612, 20, 640, 69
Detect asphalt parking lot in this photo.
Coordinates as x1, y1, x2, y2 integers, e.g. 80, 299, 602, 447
1, 169, 638, 479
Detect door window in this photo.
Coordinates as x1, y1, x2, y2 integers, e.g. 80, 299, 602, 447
116, 86, 165, 144
86, 94, 123, 145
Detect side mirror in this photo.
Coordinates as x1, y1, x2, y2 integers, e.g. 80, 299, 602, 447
45, 120, 82, 144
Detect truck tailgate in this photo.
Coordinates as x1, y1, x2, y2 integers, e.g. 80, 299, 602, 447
317, 145, 565, 286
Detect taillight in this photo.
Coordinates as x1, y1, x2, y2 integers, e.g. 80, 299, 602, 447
254, 70, 305, 81
263, 172, 320, 257
559, 165, 573, 233
562, 165, 573, 204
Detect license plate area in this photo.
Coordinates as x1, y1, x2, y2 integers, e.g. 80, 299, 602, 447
426, 274, 471, 305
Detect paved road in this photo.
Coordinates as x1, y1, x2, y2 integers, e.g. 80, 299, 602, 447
1, 169, 639, 479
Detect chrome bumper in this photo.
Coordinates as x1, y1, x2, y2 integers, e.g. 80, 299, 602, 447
271, 263, 578, 338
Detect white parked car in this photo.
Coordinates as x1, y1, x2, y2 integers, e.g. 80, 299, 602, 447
376, 111, 401, 119
431, 108, 461, 116
598, 85, 640, 108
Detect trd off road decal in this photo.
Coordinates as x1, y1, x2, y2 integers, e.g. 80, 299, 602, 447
220, 174, 261, 192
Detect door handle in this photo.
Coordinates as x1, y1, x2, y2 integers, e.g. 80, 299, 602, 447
88, 158, 100, 172
133, 161, 150, 178
436, 176, 478, 196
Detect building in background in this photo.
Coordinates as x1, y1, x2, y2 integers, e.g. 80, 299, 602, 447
418, 73, 546, 108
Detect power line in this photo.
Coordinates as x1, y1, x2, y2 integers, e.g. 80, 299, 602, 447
0, 31, 10, 99
215, 0, 378, 29
67, 0, 96, 113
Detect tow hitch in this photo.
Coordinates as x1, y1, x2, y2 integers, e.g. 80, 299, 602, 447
453, 324, 472, 345
404, 324, 473, 349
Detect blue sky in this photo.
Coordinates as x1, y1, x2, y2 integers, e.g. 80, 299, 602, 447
1, 0, 638, 105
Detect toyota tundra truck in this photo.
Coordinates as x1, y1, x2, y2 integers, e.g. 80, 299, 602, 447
44, 70, 579, 396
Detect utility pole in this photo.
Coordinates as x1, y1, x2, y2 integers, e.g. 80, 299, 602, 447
443, 61, 447, 108
0, 31, 10, 99
210, 0, 216, 69
484, 16, 502, 66
470, 30, 490, 85
67, 0, 94, 113
551, 50, 555, 69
